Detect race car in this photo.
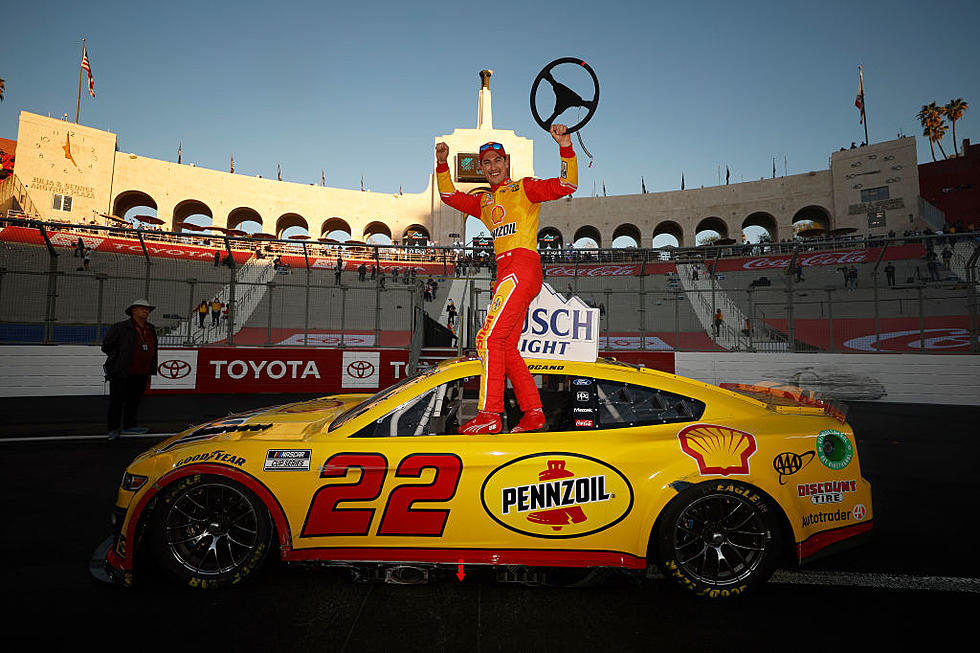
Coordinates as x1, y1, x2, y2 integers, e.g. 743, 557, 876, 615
91, 356, 872, 598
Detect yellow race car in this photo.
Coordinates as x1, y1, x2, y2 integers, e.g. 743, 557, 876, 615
91, 357, 872, 598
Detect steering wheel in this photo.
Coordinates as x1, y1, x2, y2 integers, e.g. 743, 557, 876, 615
530, 57, 600, 135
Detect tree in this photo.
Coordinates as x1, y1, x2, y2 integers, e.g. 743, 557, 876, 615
917, 102, 948, 161
0, 76, 5, 102
942, 98, 969, 156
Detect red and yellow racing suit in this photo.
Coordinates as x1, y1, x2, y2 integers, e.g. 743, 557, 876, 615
436, 146, 577, 413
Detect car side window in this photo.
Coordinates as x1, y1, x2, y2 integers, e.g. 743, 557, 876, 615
351, 379, 466, 437
594, 380, 705, 428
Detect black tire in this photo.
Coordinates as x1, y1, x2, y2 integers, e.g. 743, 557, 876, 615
656, 481, 781, 598
149, 474, 273, 589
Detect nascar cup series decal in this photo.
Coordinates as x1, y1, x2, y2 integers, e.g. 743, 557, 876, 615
816, 430, 853, 470
480, 453, 634, 539
678, 424, 757, 476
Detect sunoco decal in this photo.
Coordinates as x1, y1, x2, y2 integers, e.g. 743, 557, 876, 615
480, 453, 634, 539
816, 430, 853, 470
678, 424, 757, 476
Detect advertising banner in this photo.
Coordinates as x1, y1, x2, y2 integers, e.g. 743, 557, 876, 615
519, 284, 600, 362
712, 244, 926, 273
149, 347, 411, 394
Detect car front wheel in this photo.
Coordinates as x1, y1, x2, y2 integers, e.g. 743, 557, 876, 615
149, 474, 273, 589
656, 481, 781, 598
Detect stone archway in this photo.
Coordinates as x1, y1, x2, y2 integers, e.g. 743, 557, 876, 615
653, 220, 684, 248
112, 190, 158, 225
611, 223, 642, 248
572, 225, 602, 249
695, 216, 729, 245
173, 199, 213, 232
742, 211, 778, 243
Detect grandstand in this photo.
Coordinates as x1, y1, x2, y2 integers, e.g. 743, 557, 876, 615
1, 218, 977, 357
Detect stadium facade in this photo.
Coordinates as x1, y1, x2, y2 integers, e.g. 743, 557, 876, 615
4, 72, 938, 246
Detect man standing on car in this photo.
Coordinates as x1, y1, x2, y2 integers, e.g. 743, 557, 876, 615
435, 124, 577, 434
101, 299, 158, 440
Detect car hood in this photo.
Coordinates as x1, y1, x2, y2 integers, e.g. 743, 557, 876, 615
147, 395, 371, 456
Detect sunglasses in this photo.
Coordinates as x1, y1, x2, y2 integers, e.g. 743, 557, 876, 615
479, 142, 505, 154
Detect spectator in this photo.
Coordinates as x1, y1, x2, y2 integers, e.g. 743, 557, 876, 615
334, 258, 343, 285
371, 263, 377, 280
101, 299, 158, 440
941, 247, 953, 268
197, 300, 208, 328
447, 299, 457, 328
358, 263, 367, 282
74, 237, 85, 257
795, 263, 803, 282
210, 298, 223, 326
884, 262, 896, 287
713, 308, 723, 337
846, 266, 858, 290
214, 251, 221, 267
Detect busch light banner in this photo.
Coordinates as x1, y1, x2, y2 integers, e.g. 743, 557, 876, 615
518, 283, 600, 362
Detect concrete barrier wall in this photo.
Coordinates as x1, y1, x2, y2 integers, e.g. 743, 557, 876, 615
675, 352, 980, 406
2, 345, 979, 406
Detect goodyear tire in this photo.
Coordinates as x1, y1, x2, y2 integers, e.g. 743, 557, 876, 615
149, 474, 273, 589
656, 481, 781, 598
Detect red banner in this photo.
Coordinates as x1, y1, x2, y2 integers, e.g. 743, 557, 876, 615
545, 263, 648, 277
276, 254, 446, 274
0, 226, 252, 263
151, 347, 412, 394
712, 244, 926, 273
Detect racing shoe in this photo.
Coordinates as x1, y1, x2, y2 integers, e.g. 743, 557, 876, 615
458, 411, 502, 435
510, 407, 546, 434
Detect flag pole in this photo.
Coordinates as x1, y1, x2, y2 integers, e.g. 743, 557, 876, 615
75, 39, 85, 123
860, 66, 869, 145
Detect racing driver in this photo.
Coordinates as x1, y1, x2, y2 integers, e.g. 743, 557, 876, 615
435, 123, 577, 434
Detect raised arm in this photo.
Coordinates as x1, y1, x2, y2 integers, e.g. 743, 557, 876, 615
524, 124, 578, 202
435, 142, 482, 217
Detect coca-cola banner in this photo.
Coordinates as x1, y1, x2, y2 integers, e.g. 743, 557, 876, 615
276, 254, 445, 274
0, 226, 252, 264
544, 263, 675, 277
712, 244, 926, 273
150, 347, 411, 394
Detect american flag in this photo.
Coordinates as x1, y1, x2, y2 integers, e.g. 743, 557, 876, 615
81, 44, 95, 98
855, 66, 865, 124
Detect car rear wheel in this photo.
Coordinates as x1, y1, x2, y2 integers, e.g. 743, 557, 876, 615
150, 474, 273, 589
656, 481, 781, 598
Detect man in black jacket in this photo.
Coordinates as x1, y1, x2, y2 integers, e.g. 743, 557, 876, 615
102, 299, 158, 440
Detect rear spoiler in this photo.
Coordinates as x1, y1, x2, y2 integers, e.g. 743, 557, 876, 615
719, 383, 848, 423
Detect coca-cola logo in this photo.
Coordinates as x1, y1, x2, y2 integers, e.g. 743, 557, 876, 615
843, 328, 971, 352
545, 264, 640, 277
741, 250, 872, 270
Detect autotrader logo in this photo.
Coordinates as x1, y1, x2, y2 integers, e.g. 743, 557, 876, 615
158, 359, 191, 379
346, 360, 375, 379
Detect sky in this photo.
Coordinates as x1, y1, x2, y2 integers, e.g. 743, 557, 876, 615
2, 0, 978, 242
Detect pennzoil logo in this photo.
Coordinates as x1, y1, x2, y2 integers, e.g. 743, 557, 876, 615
480, 453, 633, 539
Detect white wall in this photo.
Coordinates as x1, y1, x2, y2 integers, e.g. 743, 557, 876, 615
676, 352, 980, 406
0, 345, 107, 397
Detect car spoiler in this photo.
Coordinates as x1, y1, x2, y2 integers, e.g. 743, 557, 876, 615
719, 382, 848, 423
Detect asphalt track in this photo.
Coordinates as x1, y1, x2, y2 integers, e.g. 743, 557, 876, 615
3, 401, 978, 651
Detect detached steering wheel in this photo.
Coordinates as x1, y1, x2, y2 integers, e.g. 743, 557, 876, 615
530, 57, 600, 135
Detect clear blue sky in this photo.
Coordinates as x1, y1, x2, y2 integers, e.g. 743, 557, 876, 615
3, 0, 978, 215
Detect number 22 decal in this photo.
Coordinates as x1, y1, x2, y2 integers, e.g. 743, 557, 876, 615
301, 453, 462, 538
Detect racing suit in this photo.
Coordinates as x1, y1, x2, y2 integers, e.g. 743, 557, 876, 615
436, 146, 577, 413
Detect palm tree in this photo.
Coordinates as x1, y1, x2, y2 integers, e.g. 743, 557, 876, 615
917, 102, 948, 161
943, 98, 969, 156
0, 76, 5, 102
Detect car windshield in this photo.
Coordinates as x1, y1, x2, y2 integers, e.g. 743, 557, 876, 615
329, 365, 442, 431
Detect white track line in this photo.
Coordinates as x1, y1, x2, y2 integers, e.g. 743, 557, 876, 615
769, 569, 980, 593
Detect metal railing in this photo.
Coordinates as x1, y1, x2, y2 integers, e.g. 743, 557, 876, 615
1, 218, 977, 354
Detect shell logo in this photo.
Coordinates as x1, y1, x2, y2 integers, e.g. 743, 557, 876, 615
678, 423, 758, 476
480, 453, 634, 539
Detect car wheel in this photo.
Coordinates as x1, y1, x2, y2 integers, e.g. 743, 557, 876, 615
656, 481, 781, 598
150, 474, 273, 589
